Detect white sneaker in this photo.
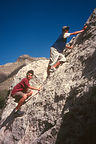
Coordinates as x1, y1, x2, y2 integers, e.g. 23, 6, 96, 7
49, 67, 56, 73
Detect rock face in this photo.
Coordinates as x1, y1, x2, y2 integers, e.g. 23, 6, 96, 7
0, 55, 47, 90
0, 9, 96, 144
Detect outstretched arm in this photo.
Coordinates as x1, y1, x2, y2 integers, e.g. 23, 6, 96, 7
28, 85, 40, 91
70, 25, 87, 36
65, 26, 87, 49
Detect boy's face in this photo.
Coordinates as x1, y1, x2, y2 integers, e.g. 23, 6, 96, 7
65, 29, 69, 33
27, 73, 33, 80
62, 29, 69, 33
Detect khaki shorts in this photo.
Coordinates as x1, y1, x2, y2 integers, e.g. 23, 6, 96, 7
12, 91, 25, 99
49, 47, 66, 66
12, 90, 31, 102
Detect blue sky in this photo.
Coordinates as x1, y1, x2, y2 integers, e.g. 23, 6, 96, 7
0, 0, 96, 65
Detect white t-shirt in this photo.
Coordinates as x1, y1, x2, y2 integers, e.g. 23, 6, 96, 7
64, 33, 70, 38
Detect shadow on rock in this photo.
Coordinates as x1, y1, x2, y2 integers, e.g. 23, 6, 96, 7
81, 50, 96, 80
0, 109, 22, 131
55, 86, 96, 144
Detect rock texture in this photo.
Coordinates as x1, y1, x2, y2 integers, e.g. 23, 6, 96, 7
0, 8, 96, 144
0, 55, 47, 90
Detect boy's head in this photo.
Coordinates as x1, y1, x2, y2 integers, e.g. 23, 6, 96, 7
26, 70, 34, 79
62, 26, 70, 32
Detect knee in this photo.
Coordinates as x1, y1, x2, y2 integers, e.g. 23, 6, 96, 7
23, 94, 27, 100
27, 90, 33, 97
30, 90, 33, 95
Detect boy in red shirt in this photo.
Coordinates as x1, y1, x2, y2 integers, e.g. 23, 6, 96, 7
11, 70, 40, 115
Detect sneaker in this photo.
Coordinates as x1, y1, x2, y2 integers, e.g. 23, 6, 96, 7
14, 109, 25, 115
49, 67, 56, 73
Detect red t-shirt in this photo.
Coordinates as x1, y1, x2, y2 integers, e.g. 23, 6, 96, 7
11, 78, 30, 96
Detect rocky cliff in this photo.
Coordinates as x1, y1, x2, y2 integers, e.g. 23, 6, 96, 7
0, 9, 96, 144
0, 55, 47, 116
0, 55, 47, 90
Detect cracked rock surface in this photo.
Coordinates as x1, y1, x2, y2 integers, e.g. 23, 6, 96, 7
0, 8, 96, 144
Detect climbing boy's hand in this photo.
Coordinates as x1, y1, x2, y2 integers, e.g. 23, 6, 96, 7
66, 45, 73, 49
83, 25, 88, 30
69, 46, 73, 49
38, 88, 41, 91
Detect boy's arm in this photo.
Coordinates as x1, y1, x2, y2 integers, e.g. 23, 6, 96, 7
70, 25, 87, 36
28, 85, 40, 91
66, 44, 73, 49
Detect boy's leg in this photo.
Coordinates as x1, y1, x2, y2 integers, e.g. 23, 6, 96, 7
57, 53, 66, 66
15, 91, 33, 111
53, 61, 61, 68
49, 47, 60, 66
12, 91, 23, 102
47, 65, 51, 76
15, 94, 27, 111
26, 90, 33, 97
59, 53, 66, 63
47, 47, 59, 75
51, 53, 66, 70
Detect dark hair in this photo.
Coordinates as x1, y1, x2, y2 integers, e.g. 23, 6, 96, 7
62, 26, 70, 32
26, 70, 34, 76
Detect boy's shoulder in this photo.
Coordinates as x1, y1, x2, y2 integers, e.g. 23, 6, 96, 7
21, 77, 28, 82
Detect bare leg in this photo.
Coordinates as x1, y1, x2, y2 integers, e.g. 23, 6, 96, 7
15, 91, 33, 110
53, 61, 61, 68
47, 61, 61, 77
